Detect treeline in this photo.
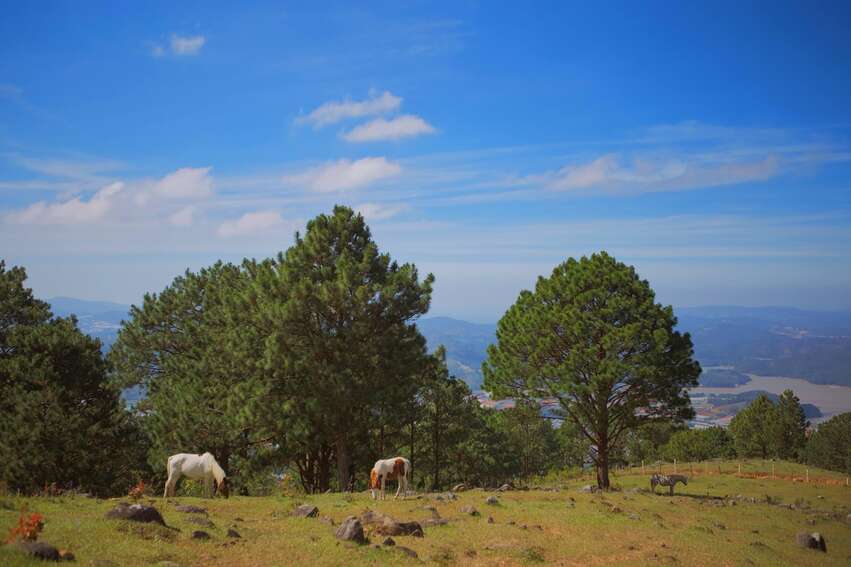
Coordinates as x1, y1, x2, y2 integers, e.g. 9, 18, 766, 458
2, 206, 849, 496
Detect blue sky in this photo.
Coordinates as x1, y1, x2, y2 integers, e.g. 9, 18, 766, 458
2, 1, 850, 321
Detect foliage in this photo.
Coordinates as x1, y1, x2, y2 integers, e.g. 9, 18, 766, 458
661, 427, 735, 462
771, 389, 808, 460
0, 260, 149, 495
256, 205, 434, 491
110, 261, 269, 474
483, 252, 700, 489
4, 506, 43, 543
805, 412, 851, 474
729, 394, 775, 458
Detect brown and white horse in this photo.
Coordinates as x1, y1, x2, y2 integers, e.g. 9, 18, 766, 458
369, 457, 410, 500
163, 452, 229, 499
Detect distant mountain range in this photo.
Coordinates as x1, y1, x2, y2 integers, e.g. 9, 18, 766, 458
48, 298, 851, 391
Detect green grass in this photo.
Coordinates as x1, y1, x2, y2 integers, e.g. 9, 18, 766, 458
1, 461, 849, 566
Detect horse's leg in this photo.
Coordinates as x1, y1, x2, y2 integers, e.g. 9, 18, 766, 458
394, 477, 401, 500
669, 484, 674, 496
381, 476, 386, 501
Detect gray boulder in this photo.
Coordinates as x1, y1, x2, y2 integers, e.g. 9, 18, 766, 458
16, 541, 61, 561
375, 518, 424, 537
227, 528, 241, 538
579, 484, 597, 493
452, 483, 469, 492
460, 505, 479, 516
795, 532, 827, 552
382, 537, 396, 546
291, 504, 319, 518
335, 516, 366, 544
105, 502, 165, 525
486, 496, 499, 505
191, 530, 210, 540
497, 483, 513, 492
187, 516, 214, 528
395, 546, 418, 558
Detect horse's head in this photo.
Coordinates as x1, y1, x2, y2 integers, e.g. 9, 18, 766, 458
216, 477, 230, 498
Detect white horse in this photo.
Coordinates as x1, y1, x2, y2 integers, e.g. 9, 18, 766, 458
163, 452, 229, 499
370, 457, 411, 500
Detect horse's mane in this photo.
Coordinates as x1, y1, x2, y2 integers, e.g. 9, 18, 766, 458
203, 453, 226, 484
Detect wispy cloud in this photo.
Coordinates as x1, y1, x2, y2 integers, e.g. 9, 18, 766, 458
539, 153, 779, 194
149, 34, 206, 57
218, 210, 283, 237
296, 90, 401, 128
168, 206, 196, 227
282, 157, 401, 192
150, 166, 213, 199
342, 115, 436, 142
355, 202, 410, 221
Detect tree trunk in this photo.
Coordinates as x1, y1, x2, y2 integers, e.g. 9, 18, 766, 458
335, 437, 351, 492
318, 443, 331, 493
409, 419, 416, 488
596, 429, 610, 490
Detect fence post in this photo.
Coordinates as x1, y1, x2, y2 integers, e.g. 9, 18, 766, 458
641, 460, 645, 475
690, 462, 694, 475
738, 462, 741, 476
674, 459, 677, 473
704, 461, 707, 475
806, 468, 809, 483
771, 463, 775, 480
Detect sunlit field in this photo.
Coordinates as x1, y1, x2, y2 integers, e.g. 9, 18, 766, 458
2, 461, 849, 567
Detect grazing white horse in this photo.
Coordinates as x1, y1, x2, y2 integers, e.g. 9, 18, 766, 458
163, 453, 229, 499
370, 457, 411, 500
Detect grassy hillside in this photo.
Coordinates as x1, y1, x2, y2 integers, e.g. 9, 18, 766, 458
2, 461, 849, 566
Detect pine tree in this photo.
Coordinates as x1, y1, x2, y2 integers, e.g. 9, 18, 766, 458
0, 261, 145, 495
729, 394, 776, 458
805, 412, 850, 474
483, 252, 700, 489
258, 206, 434, 490
772, 389, 808, 461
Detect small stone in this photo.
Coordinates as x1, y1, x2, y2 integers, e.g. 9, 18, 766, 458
423, 518, 448, 527
191, 530, 211, 540
629, 513, 640, 520
487, 516, 494, 524
58, 549, 75, 561
497, 483, 512, 492
292, 504, 319, 518
382, 537, 396, 546
452, 483, 469, 492
375, 518, 424, 537
579, 484, 596, 493
460, 505, 479, 516
610, 505, 622, 513
486, 496, 499, 505
227, 528, 241, 538
395, 546, 418, 558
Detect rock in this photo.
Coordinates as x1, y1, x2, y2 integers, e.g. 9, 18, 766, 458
460, 505, 479, 516
360, 510, 389, 525
795, 532, 827, 552
292, 504, 319, 518
191, 530, 210, 540
105, 503, 165, 525
579, 484, 596, 493
227, 528, 241, 538
395, 546, 418, 558
375, 518, 424, 537
629, 513, 641, 520
452, 483, 469, 492
234, 517, 244, 522
422, 518, 448, 527
497, 483, 513, 492
485, 496, 499, 505
487, 516, 494, 524
335, 516, 366, 544
16, 541, 61, 561
174, 505, 207, 514
610, 505, 622, 513
188, 516, 215, 528
422, 505, 440, 518
382, 537, 396, 546
58, 549, 75, 561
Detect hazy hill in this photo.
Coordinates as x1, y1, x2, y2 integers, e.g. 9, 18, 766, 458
48, 298, 851, 390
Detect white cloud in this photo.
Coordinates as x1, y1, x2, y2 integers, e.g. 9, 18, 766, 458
355, 202, 410, 221
151, 166, 213, 199
218, 211, 283, 237
170, 35, 206, 56
168, 206, 195, 227
283, 157, 401, 193
342, 115, 436, 142
8, 182, 123, 225
296, 91, 402, 128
